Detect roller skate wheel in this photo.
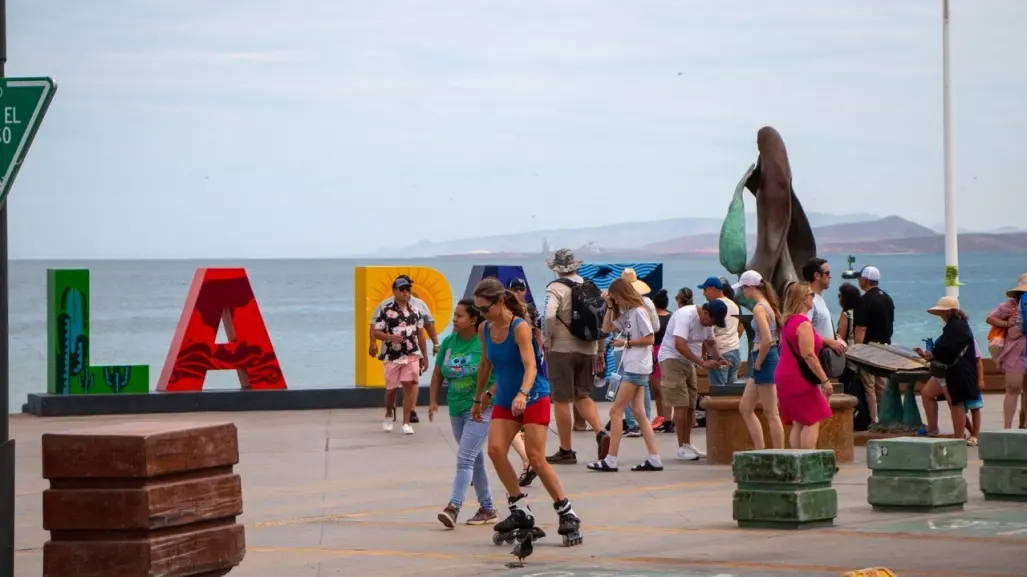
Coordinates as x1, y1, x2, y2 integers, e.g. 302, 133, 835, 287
492, 533, 506, 546
562, 532, 584, 547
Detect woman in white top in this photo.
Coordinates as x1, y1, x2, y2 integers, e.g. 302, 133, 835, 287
588, 279, 663, 472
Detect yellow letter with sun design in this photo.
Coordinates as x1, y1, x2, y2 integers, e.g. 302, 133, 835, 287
355, 266, 453, 387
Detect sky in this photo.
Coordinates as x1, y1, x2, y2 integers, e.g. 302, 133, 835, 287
4, 0, 1025, 259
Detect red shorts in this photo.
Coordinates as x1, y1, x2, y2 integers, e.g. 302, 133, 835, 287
492, 397, 551, 426
652, 345, 662, 379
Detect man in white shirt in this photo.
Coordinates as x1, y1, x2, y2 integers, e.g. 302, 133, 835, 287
657, 297, 730, 461
801, 258, 846, 355
698, 276, 743, 387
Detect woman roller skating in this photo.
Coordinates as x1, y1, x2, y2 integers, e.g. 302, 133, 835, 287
471, 278, 584, 550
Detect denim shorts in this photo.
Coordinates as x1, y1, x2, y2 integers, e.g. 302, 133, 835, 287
622, 372, 651, 387
750, 345, 780, 385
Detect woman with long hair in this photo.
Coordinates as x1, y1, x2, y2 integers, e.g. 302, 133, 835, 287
472, 278, 583, 547
649, 289, 672, 431
733, 270, 785, 449
429, 300, 497, 527
913, 296, 981, 441
776, 282, 833, 449
587, 279, 662, 472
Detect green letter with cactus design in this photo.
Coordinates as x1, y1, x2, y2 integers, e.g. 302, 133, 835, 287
46, 269, 150, 395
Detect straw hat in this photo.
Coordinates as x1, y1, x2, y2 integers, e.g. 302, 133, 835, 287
621, 268, 651, 295
1006, 273, 1027, 298
927, 295, 961, 316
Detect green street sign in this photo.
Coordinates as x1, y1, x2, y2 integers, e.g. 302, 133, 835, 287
0, 77, 57, 209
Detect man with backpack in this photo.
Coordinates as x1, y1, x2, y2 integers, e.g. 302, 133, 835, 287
542, 249, 611, 464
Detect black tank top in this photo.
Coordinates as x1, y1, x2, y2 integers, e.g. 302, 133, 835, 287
654, 312, 672, 344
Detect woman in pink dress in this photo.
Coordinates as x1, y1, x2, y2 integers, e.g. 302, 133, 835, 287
775, 282, 833, 449
986, 274, 1027, 429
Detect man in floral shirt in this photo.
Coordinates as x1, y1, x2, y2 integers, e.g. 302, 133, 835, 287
373, 276, 428, 434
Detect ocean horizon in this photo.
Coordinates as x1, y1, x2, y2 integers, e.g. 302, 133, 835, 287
7, 252, 1024, 413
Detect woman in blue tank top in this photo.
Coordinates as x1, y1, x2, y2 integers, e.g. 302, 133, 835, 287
472, 278, 584, 547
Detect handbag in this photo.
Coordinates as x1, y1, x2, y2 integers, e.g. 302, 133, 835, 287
605, 342, 626, 401
784, 326, 824, 386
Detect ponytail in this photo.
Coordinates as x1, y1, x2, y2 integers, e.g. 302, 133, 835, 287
504, 290, 528, 321
760, 280, 783, 327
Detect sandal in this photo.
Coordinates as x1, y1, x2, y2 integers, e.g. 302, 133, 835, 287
586, 460, 618, 472
518, 467, 537, 487
630, 459, 664, 472
966, 437, 978, 447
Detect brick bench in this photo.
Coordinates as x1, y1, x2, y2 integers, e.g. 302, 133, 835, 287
42, 422, 246, 577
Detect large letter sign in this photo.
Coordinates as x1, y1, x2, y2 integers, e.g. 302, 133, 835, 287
355, 266, 452, 387
47, 269, 150, 395
157, 268, 286, 392
1, 77, 57, 208
462, 265, 537, 306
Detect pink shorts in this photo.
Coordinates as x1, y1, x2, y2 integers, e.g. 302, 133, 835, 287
384, 360, 420, 390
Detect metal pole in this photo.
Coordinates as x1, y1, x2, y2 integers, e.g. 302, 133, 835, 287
0, 0, 14, 573
942, 0, 960, 298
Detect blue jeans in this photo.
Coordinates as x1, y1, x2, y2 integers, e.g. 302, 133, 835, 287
708, 349, 742, 386
449, 409, 494, 512
622, 372, 651, 429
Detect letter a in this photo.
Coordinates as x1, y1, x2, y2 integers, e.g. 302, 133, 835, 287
157, 268, 286, 392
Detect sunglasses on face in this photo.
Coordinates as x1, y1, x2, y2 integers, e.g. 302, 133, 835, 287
395, 286, 411, 293
477, 300, 496, 313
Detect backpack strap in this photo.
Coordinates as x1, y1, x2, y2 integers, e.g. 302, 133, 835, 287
547, 277, 577, 330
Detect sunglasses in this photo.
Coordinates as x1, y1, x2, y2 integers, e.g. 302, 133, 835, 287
477, 300, 496, 313
394, 286, 411, 292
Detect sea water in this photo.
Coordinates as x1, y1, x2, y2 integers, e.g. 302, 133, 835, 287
7, 252, 1024, 411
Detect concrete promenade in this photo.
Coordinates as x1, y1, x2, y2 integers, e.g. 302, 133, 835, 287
9, 400, 1027, 577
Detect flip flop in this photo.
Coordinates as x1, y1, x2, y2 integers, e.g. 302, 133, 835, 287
966, 437, 978, 447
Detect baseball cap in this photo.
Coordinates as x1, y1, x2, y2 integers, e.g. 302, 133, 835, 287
508, 278, 527, 290
704, 299, 728, 328
392, 277, 412, 290
698, 276, 723, 290
731, 270, 764, 291
860, 266, 881, 282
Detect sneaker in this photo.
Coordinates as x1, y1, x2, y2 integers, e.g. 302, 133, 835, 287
624, 427, 641, 438
410, 410, 420, 423
466, 507, 498, 525
383, 420, 393, 433
437, 504, 458, 529
676, 444, 700, 461
685, 443, 706, 459
402, 424, 415, 435
546, 448, 577, 464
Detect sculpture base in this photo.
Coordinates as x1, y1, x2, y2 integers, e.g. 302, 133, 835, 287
855, 431, 957, 446
23, 385, 447, 417
701, 394, 857, 465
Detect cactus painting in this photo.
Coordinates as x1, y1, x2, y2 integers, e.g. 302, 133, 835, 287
47, 269, 150, 395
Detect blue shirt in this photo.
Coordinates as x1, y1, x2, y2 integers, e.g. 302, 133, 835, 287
485, 317, 550, 409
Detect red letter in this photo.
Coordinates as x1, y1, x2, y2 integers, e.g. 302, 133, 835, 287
157, 268, 286, 392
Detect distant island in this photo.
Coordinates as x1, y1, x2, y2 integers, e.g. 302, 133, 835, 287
375, 213, 1026, 258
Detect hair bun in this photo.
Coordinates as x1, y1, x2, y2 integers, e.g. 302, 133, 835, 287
657, 288, 668, 296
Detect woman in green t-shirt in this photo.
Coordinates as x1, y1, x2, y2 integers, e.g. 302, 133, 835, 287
429, 299, 497, 528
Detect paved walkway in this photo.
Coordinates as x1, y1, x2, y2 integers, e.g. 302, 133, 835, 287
9, 400, 1027, 577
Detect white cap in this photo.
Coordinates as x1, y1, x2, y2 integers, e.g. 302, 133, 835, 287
732, 270, 764, 291
860, 266, 881, 282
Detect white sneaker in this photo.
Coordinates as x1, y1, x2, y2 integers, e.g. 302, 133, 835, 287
383, 420, 393, 433
676, 445, 700, 461
402, 424, 415, 435
685, 443, 707, 459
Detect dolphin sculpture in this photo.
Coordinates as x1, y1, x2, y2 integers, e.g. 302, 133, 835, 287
743, 126, 817, 295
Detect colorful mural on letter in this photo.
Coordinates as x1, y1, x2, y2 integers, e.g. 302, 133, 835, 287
157, 268, 286, 392
47, 269, 150, 395
462, 265, 537, 306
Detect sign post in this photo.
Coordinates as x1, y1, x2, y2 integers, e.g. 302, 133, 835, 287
1, 0, 57, 573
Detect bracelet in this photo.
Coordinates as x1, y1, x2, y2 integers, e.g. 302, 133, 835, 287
484, 391, 494, 398
517, 390, 529, 397
473, 400, 482, 404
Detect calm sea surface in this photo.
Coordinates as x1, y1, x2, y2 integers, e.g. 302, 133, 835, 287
6, 253, 1025, 412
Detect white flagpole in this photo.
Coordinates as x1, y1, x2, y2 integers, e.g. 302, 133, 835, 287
942, 0, 960, 297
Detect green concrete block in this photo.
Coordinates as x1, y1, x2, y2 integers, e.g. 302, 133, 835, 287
978, 430, 1027, 462
979, 430, 1027, 502
732, 450, 837, 529
866, 437, 967, 472
866, 437, 967, 512
867, 474, 967, 512
733, 487, 837, 529
733, 449, 837, 486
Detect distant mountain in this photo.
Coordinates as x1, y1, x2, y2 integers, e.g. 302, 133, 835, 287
642, 216, 938, 254
930, 223, 1026, 234
818, 232, 1027, 254
379, 211, 879, 258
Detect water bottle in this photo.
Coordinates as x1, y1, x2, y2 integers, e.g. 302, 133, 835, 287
605, 372, 622, 401
922, 338, 934, 353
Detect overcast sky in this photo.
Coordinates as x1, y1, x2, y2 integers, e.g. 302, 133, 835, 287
5, 0, 1024, 259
